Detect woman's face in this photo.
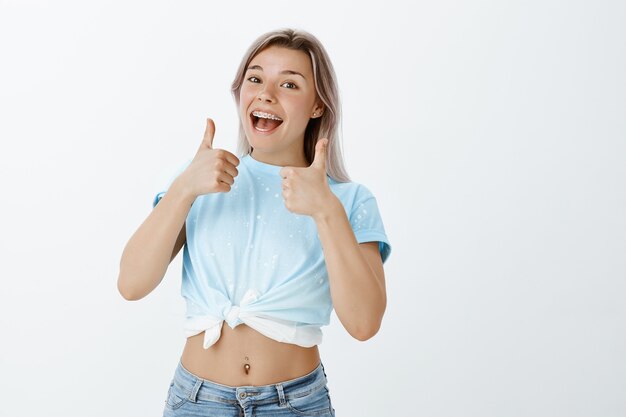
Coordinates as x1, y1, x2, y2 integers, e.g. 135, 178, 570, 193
239, 45, 323, 166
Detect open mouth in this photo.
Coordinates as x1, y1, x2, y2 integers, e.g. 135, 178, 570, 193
249, 111, 284, 134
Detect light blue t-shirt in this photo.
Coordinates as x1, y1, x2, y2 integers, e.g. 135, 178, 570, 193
153, 153, 391, 349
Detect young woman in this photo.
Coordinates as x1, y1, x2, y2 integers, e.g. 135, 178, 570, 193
118, 28, 392, 417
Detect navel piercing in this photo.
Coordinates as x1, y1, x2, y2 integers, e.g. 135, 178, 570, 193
244, 356, 250, 374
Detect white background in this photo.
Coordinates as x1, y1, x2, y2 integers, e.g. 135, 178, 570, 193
1, 0, 625, 416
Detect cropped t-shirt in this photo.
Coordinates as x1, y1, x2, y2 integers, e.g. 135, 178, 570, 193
153, 153, 392, 349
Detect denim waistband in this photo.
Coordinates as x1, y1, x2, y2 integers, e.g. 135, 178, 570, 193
171, 358, 329, 405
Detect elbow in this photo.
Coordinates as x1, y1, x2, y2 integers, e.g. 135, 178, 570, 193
351, 321, 382, 342
352, 328, 378, 342
352, 307, 385, 341
344, 307, 386, 341
117, 276, 141, 301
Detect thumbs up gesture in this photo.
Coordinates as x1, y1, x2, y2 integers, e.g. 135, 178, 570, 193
178, 118, 240, 198
279, 138, 338, 219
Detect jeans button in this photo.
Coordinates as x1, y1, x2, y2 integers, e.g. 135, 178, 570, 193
239, 392, 246, 399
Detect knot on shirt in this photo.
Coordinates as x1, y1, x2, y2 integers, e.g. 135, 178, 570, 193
223, 288, 261, 328
225, 305, 241, 325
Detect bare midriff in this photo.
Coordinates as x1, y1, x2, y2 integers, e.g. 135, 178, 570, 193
180, 323, 321, 387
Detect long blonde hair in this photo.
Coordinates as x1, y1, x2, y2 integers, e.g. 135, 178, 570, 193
231, 28, 350, 183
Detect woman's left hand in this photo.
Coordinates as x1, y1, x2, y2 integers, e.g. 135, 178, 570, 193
279, 138, 338, 219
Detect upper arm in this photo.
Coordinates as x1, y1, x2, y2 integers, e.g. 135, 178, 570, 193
170, 223, 186, 263
349, 184, 392, 264
359, 241, 386, 295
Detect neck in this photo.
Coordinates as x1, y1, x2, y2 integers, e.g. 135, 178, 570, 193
250, 148, 309, 168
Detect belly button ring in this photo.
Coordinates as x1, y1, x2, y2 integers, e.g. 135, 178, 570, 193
244, 364, 251, 374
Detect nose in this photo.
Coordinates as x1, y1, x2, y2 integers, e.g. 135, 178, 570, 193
256, 86, 276, 103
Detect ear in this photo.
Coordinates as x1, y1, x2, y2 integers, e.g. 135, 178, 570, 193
311, 102, 325, 118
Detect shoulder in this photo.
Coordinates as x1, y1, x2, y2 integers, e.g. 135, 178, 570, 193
328, 177, 376, 207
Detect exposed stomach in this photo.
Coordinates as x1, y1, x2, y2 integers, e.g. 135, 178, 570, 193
180, 323, 321, 386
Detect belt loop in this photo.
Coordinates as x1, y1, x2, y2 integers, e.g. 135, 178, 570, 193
188, 378, 203, 403
275, 383, 286, 406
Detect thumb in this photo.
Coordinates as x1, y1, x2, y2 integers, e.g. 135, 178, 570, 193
311, 138, 328, 170
200, 118, 215, 150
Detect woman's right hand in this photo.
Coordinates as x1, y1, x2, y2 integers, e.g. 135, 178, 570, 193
177, 118, 240, 198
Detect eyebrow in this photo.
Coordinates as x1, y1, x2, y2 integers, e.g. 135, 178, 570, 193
246, 65, 306, 80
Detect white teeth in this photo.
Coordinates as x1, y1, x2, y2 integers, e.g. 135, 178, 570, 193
252, 110, 283, 121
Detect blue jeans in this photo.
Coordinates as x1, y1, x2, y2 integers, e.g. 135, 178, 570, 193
163, 358, 336, 416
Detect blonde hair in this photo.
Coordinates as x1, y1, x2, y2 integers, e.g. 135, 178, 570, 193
230, 28, 351, 183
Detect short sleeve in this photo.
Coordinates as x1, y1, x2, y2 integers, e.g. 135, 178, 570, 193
152, 158, 193, 208
349, 184, 392, 264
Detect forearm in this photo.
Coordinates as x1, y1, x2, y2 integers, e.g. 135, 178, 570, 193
313, 196, 386, 340
117, 178, 195, 301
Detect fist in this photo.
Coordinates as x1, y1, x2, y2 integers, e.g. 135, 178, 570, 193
178, 118, 240, 198
279, 138, 337, 218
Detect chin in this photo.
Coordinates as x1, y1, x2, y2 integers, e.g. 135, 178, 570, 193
247, 139, 279, 153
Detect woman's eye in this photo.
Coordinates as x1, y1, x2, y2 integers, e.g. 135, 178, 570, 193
246, 77, 296, 89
